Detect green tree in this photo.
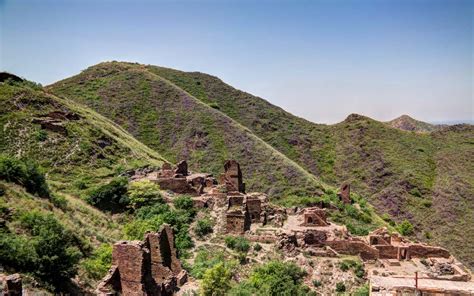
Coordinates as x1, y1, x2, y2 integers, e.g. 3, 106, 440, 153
128, 179, 162, 209
0, 155, 50, 197
195, 217, 213, 238
88, 177, 129, 212
397, 219, 414, 236
201, 262, 232, 296
248, 261, 307, 296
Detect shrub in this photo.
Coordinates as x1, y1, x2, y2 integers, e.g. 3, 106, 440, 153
201, 262, 232, 296
191, 249, 235, 279
354, 284, 369, 296
51, 193, 68, 210
0, 155, 50, 197
421, 199, 432, 208
424, 231, 432, 239
313, 279, 322, 287
347, 223, 369, 236
409, 187, 422, 197
253, 243, 262, 251
209, 102, 220, 110
225, 236, 250, 253
195, 217, 213, 238
397, 219, 414, 236
88, 177, 129, 212
248, 261, 308, 295
126, 203, 194, 254
128, 179, 162, 209
2, 211, 83, 286
174, 195, 194, 211
335, 282, 346, 292
35, 129, 48, 141
81, 244, 112, 280
124, 217, 163, 240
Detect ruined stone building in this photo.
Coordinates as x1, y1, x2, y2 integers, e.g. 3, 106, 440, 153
96, 224, 187, 296
300, 207, 328, 227
337, 183, 352, 204
220, 160, 245, 193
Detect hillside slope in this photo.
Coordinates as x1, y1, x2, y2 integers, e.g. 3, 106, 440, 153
49, 62, 474, 269
140, 65, 474, 269
49, 62, 326, 197
0, 78, 166, 195
0, 78, 174, 292
387, 114, 443, 132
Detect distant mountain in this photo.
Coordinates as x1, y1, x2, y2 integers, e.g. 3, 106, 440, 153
48, 62, 474, 269
387, 114, 444, 132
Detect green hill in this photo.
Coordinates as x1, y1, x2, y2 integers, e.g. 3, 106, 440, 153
49, 62, 326, 197
0, 77, 171, 292
387, 114, 443, 132
49, 62, 474, 269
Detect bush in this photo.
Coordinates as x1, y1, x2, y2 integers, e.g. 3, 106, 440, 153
191, 249, 234, 279
225, 236, 250, 253
125, 203, 194, 254
201, 262, 232, 296
51, 193, 68, 210
313, 279, 322, 287
0, 155, 50, 197
335, 282, 346, 292
174, 195, 194, 211
81, 244, 112, 280
35, 129, 48, 141
88, 177, 129, 212
248, 261, 308, 295
347, 223, 369, 236
128, 179, 162, 209
354, 284, 369, 296
0, 211, 82, 287
195, 217, 213, 238
253, 243, 262, 251
124, 217, 163, 240
410, 187, 422, 197
397, 219, 414, 236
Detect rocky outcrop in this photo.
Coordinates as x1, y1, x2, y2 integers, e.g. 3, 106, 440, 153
96, 224, 186, 296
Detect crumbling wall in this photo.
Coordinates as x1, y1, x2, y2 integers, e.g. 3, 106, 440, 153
226, 210, 250, 234
221, 160, 245, 193
374, 245, 399, 259
97, 224, 186, 296
326, 240, 379, 260
246, 197, 262, 222
408, 244, 451, 259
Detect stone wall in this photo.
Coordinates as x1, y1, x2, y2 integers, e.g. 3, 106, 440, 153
226, 210, 250, 234
408, 244, 451, 259
374, 245, 400, 259
97, 224, 186, 296
326, 240, 379, 260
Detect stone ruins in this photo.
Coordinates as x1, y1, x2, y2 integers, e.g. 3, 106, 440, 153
96, 224, 187, 296
0, 273, 22, 296
122, 160, 474, 295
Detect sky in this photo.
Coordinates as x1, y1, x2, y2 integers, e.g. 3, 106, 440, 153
1, 0, 472, 124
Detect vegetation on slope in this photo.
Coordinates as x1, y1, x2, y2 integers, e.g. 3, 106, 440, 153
140, 65, 474, 269
0, 78, 165, 197
49, 62, 326, 197
0, 78, 170, 291
48, 62, 473, 268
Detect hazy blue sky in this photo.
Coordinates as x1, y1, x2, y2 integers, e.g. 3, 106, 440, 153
1, 0, 472, 123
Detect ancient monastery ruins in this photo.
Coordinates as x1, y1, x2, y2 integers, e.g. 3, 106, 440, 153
90, 160, 474, 296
